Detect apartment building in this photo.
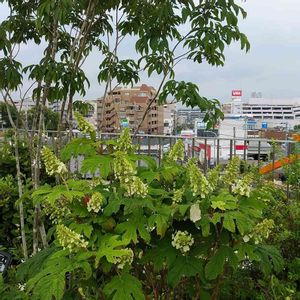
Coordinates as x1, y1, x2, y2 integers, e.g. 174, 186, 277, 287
97, 84, 164, 133
163, 103, 176, 135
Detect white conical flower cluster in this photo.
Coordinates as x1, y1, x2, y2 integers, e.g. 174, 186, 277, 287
113, 151, 136, 180
172, 188, 185, 204
125, 176, 148, 198
187, 159, 212, 198
74, 111, 96, 140
171, 230, 194, 254
115, 128, 136, 153
168, 139, 185, 161
56, 224, 88, 252
43, 200, 70, 224
222, 156, 240, 186
87, 192, 105, 213
41, 147, 67, 176
113, 248, 134, 269
232, 173, 254, 197
207, 165, 221, 192
248, 218, 275, 244
113, 151, 148, 198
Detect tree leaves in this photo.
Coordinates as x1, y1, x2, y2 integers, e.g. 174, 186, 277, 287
116, 213, 150, 243
24, 253, 92, 300
103, 273, 144, 300
168, 255, 204, 287
80, 155, 112, 179
205, 246, 238, 280
60, 138, 96, 161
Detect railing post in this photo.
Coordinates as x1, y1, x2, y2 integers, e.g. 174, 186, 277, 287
137, 136, 141, 167
158, 137, 162, 166
229, 139, 233, 160
192, 137, 195, 158
257, 140, 261, 166
243, 139, 247, 161
272, 142, 276, 181
204, 138, 208, 173
217, 138, 220, 165
148, 136, 151, 156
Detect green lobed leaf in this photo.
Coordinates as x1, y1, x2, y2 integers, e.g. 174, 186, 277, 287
168, 255, 204, 287
103, 272, 144, 300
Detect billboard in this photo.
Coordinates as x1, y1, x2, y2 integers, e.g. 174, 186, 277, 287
232, 90, 242, 97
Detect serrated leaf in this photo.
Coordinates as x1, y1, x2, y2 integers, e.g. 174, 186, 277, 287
205, 246, 238, 280
130, 154, 157, 170
69, 223, 93, 238
168, 255, 203, 287
26, 255, 92, 300
96, 235, 130, 265
60, 138, 95, 161
80, 155, 112, 179
256, 245, 284, 274
148, 205, 171, 237
139, 170, 160, 183
143, 238, 177, 272
223, 212, 236, 233
116, 213, 150, 243
103, 273, 144, 300
234, 244, 260, 261
199, 216, 211, 237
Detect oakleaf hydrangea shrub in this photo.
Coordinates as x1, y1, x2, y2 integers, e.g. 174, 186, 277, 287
22, 116, 284, 300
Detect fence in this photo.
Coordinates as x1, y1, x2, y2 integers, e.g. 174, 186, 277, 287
1, 129, 298, 179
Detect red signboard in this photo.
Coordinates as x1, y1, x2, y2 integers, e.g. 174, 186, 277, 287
235, 145, 248, 151
232, 90, 242, 97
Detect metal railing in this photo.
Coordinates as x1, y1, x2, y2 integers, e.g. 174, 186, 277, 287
1, 129, 298, 175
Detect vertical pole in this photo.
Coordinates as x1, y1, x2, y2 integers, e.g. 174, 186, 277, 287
229, 139, 233, 160
257, 140, 261, 166
148, 135, 151, 156
272, 142, 275, 182
243, 139, 247, 161
192, 137, 195, 158
204, 138, 207, 173
217, 138, 220, 165
158, 136, 162, 166
138, 136, 141, 167
233, 127, 236, 156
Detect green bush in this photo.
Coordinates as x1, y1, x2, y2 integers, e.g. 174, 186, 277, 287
13, 116, 286, 300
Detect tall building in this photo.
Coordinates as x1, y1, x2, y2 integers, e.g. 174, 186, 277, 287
222, 95, 300, 129
163, 103, 176, 135
97, 84, 164, 133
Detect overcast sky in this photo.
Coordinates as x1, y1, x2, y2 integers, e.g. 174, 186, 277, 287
1, 0, 300, 103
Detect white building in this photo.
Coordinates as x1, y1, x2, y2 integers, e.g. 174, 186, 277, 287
163, 103, 176, 135
223, 97, 300, 129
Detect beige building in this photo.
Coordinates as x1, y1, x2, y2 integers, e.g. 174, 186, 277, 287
97, 84, 164, 133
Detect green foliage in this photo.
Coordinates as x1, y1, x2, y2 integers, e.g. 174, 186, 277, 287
103, 272, 144, 300
13, 115, 289, 299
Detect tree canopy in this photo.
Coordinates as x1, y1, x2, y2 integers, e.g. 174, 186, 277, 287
0, 0, 250, 129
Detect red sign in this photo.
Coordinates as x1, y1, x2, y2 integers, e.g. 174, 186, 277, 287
232, 90, 242, 97
235, 145, 248, 151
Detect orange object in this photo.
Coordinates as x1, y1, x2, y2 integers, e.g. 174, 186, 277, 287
259, 154, 300, 174
292, 134, 300, 142
259, 134, 299, 174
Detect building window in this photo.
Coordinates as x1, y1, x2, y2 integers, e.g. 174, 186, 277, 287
138, 92, 147, 97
